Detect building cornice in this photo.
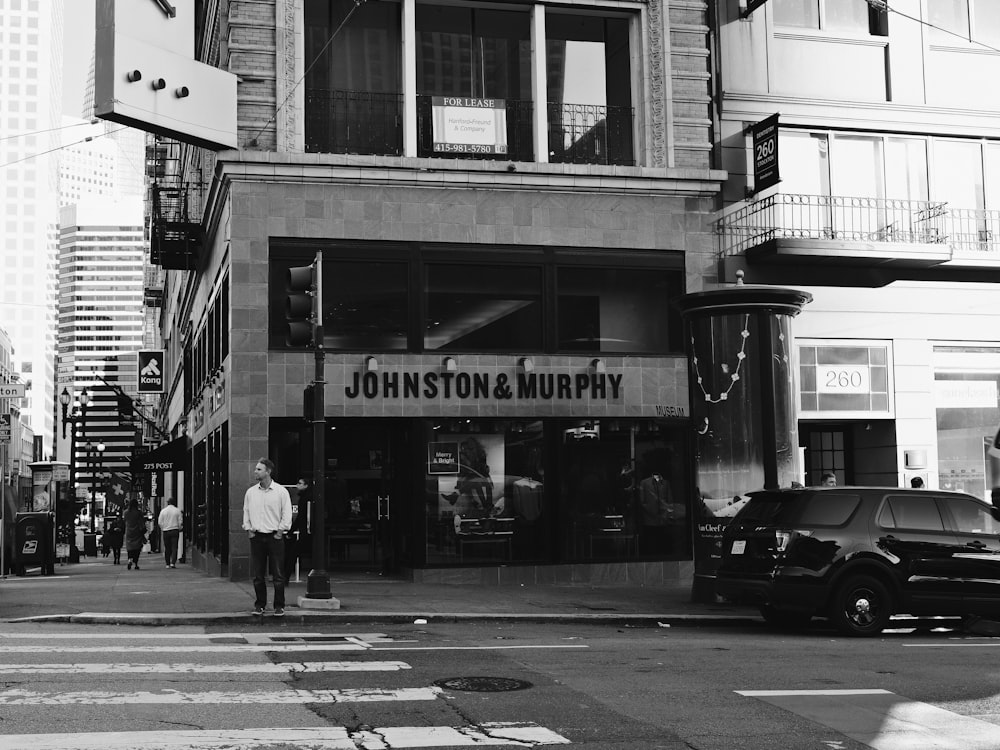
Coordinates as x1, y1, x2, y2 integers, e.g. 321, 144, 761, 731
202, 151, 725, 230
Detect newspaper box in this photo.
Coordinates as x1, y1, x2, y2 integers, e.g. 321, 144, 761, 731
15, 512, 55, 576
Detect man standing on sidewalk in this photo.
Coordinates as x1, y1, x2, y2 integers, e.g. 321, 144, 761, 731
157, 498, 183, 568
242, 458, 292, 616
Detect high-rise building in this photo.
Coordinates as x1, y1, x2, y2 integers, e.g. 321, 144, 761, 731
56, 197, 145, 502
0, 0, 64, 457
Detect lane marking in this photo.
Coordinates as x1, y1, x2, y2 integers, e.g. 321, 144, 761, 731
0, 686, 443, 705
739, 689, 1000, 750
0, 722, 570, 749
737, 690, 892, 697
0, 661, 412, 674
370, 644, 589, 652
905, 643, 1000, 648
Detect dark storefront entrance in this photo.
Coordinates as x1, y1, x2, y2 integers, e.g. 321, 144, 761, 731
271, 416, 690, 575
271, 418, 410, 574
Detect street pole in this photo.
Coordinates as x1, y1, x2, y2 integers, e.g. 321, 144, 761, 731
305, 252, 332, 600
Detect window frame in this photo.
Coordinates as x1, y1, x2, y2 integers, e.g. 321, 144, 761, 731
269, 240, 684, 355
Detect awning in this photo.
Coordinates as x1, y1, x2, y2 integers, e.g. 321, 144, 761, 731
131, 436, 190, 473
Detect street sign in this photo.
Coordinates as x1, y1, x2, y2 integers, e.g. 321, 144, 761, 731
0, 383, 25, 398
0, 414, 10, 444
137, 349, 166, 393
750, 113, 780, 194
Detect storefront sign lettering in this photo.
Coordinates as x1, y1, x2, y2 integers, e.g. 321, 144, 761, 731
345, 371, 624, 401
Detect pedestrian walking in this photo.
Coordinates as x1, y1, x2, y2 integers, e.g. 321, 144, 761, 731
123, 499, 146, 570
157, 497, 183, 568
103, 515, 125, 565
242, 458, 292, 616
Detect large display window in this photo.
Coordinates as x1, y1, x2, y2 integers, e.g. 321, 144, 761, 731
422, 418, 690, 566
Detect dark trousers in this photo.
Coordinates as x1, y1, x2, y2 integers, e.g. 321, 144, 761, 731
249, 533, 286, 609
162, 529, 180, 566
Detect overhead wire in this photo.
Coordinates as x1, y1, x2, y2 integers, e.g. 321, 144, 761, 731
0, 126, 131, 169
0, 119, 101, 143
874, 1, 1000, 55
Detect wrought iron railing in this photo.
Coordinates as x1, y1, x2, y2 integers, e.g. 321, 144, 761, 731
547, 103, 634, 166
944, 208, 1000, 255
718, 193, 949, 256
416, 96, 534, 161
305, 89, 404, 155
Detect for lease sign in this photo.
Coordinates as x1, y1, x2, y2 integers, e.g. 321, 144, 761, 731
432, 97, 507, 155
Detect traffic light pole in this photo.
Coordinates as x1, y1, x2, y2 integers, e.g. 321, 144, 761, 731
303, 253, 332, 600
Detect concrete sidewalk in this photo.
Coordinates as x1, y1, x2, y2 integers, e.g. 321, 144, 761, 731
0, 552, 761, 627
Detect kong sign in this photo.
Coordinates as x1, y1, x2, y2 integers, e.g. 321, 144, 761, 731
137, 350, 166, 393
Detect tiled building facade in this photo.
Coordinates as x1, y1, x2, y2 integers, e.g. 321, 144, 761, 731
144, 0, 724, 584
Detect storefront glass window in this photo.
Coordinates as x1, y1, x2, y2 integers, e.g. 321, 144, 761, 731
423, 419, 549, 565
556, 266, 683, 353
424, 263, 543, 350
558, 419, 690, 561
933, 346, 1000, 500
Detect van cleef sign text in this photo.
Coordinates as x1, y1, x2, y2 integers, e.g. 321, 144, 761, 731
346, 371, 624, 401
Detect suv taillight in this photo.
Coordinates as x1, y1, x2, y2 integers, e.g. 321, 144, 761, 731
775, 529, 811, 552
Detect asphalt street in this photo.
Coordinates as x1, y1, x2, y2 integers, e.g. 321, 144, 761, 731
0, 618, 997, 749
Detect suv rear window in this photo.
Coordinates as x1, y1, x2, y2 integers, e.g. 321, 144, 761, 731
738, 492, 861, 527
878, 494, 945, 531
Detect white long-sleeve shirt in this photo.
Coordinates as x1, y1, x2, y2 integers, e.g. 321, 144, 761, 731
242, 481, 292, 534
157, 504, 183, 532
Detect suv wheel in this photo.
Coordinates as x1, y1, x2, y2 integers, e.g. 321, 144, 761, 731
831, 574, 892, 637
759, 604, 812, 629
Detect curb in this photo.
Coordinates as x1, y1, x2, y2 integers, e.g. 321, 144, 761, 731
7, 611, 764, 627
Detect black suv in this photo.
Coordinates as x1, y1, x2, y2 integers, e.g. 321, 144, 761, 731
715, 486, 1000, 636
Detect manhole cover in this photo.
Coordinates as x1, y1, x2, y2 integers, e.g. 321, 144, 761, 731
433, 676, 533, 693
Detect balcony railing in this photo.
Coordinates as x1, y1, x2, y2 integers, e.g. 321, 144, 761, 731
305, 89, 404, 156
547, 103, 634, 166
945, 208, 1000, 255
718, 194, 949, 257
416, 96, 534, 161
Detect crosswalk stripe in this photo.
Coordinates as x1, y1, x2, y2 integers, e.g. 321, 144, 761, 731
0, 661, 411, 674
738, 689, 1000, 750
0, 644, 367, 653
0, 686, 443, 705
0, 722, 571, 749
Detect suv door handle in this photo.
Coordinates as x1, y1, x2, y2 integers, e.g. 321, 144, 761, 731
879, 534, 898, 544
966, 540, 988, 549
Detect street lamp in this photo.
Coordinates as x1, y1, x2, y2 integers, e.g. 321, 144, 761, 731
85, 440, 105, 533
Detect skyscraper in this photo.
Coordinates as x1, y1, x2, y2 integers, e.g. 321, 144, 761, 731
0, 0, 64, 456
56, 197, 145, 499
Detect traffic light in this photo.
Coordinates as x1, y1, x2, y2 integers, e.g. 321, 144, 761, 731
285, 255, 323, 347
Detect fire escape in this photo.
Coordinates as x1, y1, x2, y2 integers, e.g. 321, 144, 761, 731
147, 137, 203, 271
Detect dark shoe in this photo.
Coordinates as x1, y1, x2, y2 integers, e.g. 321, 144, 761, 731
252, 607, 265, 616
134, 564, 140, 570
273, 607, 285, 617
127, 562, 132, 570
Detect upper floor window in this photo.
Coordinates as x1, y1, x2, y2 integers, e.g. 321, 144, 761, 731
304, 0, 636, 166
269, 243, 684, 354
772, 0, 887, 35
779, 131, 928, 203
928, 0, 1000, 47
